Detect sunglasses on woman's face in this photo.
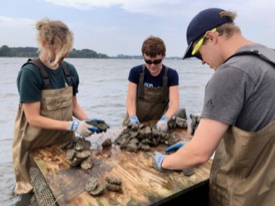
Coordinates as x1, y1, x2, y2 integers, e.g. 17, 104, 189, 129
144, 58, 162, 65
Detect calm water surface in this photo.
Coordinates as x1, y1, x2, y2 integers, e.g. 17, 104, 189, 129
0, 57, 213, 205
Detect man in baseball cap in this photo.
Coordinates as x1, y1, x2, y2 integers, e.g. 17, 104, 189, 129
152, 7, 275, 206
183, 8, 233, 59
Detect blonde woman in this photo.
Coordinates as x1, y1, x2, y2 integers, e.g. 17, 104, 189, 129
12, 19, 105, 194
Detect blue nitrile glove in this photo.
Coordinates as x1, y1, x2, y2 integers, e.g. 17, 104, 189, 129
152, 151, 167, 172
129, 115, 140, 125
86, 118, 109, 133
155, 116, 169, 132
67, 120, 93, 138
85, 118, 105, 124
88, 125, 100, 133
165, 140, 190, 152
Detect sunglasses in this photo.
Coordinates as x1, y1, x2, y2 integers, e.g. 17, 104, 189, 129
144, 58, 162, 65
191, 28, 217, 59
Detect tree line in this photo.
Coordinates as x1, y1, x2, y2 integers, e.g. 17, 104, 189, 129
0, 45, 181, 59
0, 45, 109, 58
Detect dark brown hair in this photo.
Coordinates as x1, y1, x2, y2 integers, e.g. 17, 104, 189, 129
141, 36, 166, 57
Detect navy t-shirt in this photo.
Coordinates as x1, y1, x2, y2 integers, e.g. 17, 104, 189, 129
128, 64, 179, 87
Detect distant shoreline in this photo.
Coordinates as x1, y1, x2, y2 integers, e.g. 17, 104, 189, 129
0, 45, 183, 60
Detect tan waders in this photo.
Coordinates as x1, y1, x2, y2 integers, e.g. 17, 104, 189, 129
209, 121, 275, 206
123, 65, 169, 126
12, 59, 75, 194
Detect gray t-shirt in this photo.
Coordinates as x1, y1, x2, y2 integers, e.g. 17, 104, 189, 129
202, 44, 275, 132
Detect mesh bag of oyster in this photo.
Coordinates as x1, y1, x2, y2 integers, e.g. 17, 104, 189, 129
29, 167, 59, 206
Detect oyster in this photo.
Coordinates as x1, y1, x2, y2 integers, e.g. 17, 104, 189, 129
166, 133, 181, 146
101, 138, 112, 148
80, 156, 94, 170
87, 121, 109, 133
60, 140, 74, 150
168, 117, 188, 129
90, 184, 104, 196
168, 109, 188, 129
81, 156, 93, 170
105, 176, 122, 185
105, 176, 122, 192
66, 149, 76, 161
176, 108, 187, 119
68, 157, 83, 167
183, 168, 194, 176
76, 150, 91, 160
85, 177, 104, 196
74, 141, 84, 151
140, 144, 150, 151
85, 177, 99, 191
126, 143, 139, 153
106, 183, 122, 192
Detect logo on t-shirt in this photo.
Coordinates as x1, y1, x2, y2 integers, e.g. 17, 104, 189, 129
144, 82, 153, 87
205, 99, 215, 108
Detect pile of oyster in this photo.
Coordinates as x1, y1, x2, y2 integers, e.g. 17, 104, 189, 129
85, 176, 122, 196
114, 124, 182, 153
60, 137, 94, 169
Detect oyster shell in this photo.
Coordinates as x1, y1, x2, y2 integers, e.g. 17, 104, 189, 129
101, 138, 112, 148
89, 184, 104, 196
60, 140, 74, 149
126, 143, 139, 153
87, 121, 109, 133
76, 150, 91, 160
85, 177, 99, 191
81, 156, 93, 170
66, 149, 76, 161
68, 157, 83, 167
106, 183, 122, 192
183, 168, 194, 176
166, 133, 181, 146
105, 176, 122, 185
85, 176, 104, 196
140, 144, 150, 151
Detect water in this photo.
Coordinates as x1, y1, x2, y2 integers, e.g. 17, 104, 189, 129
0, 57, 213, 205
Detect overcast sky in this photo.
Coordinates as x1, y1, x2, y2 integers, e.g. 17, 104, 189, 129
1, 0, 274, 57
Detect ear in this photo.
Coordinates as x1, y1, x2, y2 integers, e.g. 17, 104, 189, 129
42, 39, 47, 47
163, 53, 166, 59
205, 31, 217, 43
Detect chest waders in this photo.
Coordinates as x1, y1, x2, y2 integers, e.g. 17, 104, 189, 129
12, 58, 75, 194
210, 50, 275, 206
122, 65, 169, 126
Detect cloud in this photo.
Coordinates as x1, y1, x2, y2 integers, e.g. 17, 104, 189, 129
42, 0, 275, 21
43, 0, 124, 9
43, 0, 187, 16
0, 16, 35, 28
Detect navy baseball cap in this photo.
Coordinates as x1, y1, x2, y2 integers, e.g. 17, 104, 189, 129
183, 8, 233, 59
